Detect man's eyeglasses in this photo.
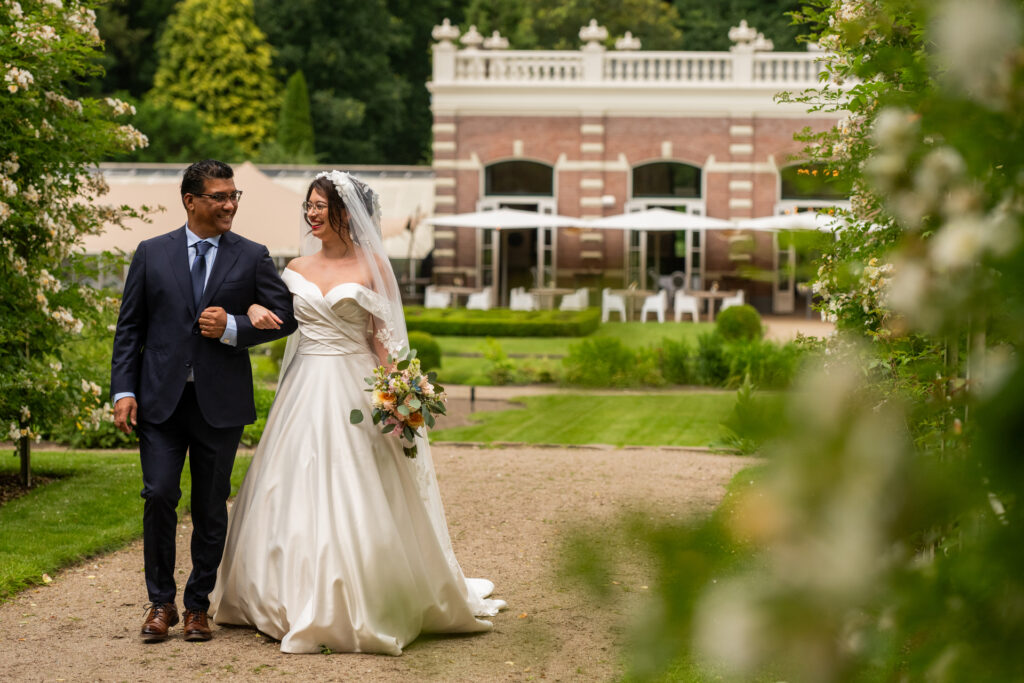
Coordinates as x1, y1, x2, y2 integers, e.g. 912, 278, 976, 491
194, 191, 243, 203
303, 201, 329, 212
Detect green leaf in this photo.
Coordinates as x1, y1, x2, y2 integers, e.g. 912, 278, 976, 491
403, 425, 416, 441
425, 411, 435, 428
408, 397, 421, 411
397, 404, 410, 416
403, 444, 418, 458
382, 423, 395, 434
349, 409, 363, 424
364, 376, 375, 385
372, 411, 382, 425
397, 359, 410, 371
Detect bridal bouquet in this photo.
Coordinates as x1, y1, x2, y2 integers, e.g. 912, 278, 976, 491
349, 348, 447, 458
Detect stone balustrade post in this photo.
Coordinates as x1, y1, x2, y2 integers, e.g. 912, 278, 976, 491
431, 19, 460, 84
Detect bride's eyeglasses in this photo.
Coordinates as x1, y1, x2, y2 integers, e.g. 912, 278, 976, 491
303, 201, 329, 212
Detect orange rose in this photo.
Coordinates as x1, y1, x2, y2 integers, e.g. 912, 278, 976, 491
407, 411, 425, 428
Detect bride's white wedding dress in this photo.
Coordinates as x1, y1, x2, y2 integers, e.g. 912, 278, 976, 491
209, 269, 504, 654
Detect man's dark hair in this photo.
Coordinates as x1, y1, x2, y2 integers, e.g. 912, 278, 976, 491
181, 159, 233, 198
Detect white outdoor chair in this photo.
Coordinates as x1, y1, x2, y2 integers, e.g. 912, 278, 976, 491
601, 288, 626, 322
558, 287, 589, 311
509, 286, 537, 311
423, 285, 451, 309
673, 290, 701, 322
465, 286, 492, 311
640, 289, 668, 323
720, 289, 745, 312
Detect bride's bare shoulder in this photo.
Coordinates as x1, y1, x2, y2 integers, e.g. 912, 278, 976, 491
286, 255, 309, 273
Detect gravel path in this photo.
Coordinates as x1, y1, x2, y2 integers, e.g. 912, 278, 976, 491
0, 443, 749, 682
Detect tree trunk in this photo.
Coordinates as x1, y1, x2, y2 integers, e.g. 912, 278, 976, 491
18, 435, 30, 488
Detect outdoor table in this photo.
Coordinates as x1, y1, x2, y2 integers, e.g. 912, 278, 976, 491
686, 289, 738, 322
433, 285, 483, 307
608, 288, 655, 321
528, 287, 575, 310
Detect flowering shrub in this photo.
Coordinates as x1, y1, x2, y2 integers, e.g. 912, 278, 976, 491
580, 1, 1024, 680
1, 0, 149, 474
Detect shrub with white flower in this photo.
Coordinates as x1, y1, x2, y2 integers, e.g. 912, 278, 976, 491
1, 0, 150, 480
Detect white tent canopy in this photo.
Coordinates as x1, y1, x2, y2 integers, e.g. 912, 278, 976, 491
424, 207, 587, 229
586, 207, 734, 231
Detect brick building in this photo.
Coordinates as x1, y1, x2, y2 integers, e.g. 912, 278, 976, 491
426, 19, 846, 313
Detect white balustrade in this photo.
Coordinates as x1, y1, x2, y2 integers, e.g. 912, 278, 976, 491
752, 53, 827, 84
604, 52, 733, 83
454, 51, 585, 82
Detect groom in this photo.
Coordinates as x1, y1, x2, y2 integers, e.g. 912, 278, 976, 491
110, 159, 297, 643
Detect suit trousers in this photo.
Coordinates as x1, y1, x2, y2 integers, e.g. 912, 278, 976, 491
137, 383, 243, 611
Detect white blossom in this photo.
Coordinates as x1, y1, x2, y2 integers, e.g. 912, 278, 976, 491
0, 176, 15, 197
7, 423, 21, 441
2, 154, 19, 176
7, 2, 23, 19
19, 405, 30, 421
929, 216, 990, 270
0, 201, 10, 225
932, 0, 1021, 107
4, 65, 33, 93
871, 108, 917, 152
104, 97, 136, 117
117, 125, 148, 151
45, 91, 83, 114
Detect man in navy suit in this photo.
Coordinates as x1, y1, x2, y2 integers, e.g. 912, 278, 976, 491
110, 160, 297, 642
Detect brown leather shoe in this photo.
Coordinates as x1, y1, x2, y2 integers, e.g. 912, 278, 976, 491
183, 609, 213, 642
141, 602, 179, 643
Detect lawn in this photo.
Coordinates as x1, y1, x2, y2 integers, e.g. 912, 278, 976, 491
432, 392, 737, 447
0, 451, 252, 601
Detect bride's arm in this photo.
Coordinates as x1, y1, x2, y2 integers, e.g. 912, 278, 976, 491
369, 316, 390, 366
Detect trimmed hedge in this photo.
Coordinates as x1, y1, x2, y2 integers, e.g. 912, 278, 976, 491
403, 306, 601, 337
716, 304, 763, 341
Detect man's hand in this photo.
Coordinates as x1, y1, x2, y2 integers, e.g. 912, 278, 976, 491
114, 396, 138, 435
198, 306, 228, 338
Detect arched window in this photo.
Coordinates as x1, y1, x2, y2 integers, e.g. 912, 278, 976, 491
485, 161, 553, 196
780, 163, 852, 200
632, 162, 701, 198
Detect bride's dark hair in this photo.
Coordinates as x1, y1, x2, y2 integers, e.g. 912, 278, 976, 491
304, 175, 375, 243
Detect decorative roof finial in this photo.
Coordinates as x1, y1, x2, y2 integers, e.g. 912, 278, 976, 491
431, 18, 460, 45
579, 19, 608, 52
615, 31, 642, 51
483, 30, 509, 50
460, 25, 484, 50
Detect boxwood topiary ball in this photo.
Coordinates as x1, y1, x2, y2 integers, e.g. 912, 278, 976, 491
716, 304, 763, 341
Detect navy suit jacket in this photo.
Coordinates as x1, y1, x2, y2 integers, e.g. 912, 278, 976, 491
110, 226, 297, 428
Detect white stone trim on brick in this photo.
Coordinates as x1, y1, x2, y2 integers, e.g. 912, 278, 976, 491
580, 177, 604, 189
433, 229, 457, 239
729, 179, 753, 191
433, 141, 456, 152
580, 142, 604, 154
580, 123, 604, 135
729, 197, 753, 209
729, 143, 754, 156
434, 195, 456, 206
513, 139, 524, 156
661, 141, 673, 158
729, 125, 754, 137
433, 153, 483, 171
556, 153, 630, 172
433, 248, 456, 258
580, 232, 604, 242
432, 122, 456, 134
435, 177, 456, 188
580, 250, 603, 259
580, 196, 605, 207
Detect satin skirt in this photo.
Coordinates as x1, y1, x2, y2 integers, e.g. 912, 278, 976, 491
209, 349, 492, 654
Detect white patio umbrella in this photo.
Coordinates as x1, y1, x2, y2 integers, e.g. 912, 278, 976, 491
424, 207, 586, 229
586, 207, 734, 230
585, 208, 735, 289
732, 211, 843, 232
423, 208, 586, 306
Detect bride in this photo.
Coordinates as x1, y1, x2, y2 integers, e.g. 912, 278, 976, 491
209, 171, 504, 654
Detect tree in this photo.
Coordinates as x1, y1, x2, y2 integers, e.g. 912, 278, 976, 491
672, 0, 804, 51
252, 0, 404, 163
150, 0, 279, 157
465, 0, 682, 50
119, 95, 245, 163
259, 71, 316, 164
90, 0, 177, 97
1, 0, 150, 486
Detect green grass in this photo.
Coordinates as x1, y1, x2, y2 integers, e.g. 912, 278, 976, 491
0, 450, 252, 601
432, 393, 736, 447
